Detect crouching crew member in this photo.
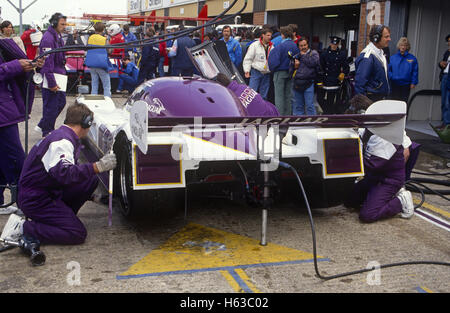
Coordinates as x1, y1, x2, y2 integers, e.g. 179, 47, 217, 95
345, 95, 420, 223
117, 56, 139, 94
1, 103, 117, 245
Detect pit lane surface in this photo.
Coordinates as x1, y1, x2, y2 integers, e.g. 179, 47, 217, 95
0, 94, 448, 293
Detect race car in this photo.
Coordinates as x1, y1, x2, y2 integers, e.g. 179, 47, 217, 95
76, 75, 406, 218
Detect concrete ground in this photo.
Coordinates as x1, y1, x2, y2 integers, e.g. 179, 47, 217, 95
0, 93, 448, 294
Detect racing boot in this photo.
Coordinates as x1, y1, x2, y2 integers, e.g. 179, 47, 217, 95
397, 187, 414, 219
0, 213, 25, 242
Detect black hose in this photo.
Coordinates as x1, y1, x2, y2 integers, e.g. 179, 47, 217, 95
410, 177, 450, 187
406, 180, 450, 200
278, 161, 450, 281
412, 170, 450, 176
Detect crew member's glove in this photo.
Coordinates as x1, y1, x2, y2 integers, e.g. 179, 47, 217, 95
338, 72, 345, 82
95, 153, 117, 173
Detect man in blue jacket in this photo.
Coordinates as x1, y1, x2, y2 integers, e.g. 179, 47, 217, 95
137, 27, 160, 85
355, 25, 391, 102
118, 56, 139, 94
388, 37, 419, 105
268, 26, 299, 115
122, 24, 137, 59
221, 25, 242, 68
168, 25, 196, 76
37, 13, 68, 137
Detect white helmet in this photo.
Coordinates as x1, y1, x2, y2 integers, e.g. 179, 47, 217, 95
31, 20, 42, 30
107, 24, 121, 37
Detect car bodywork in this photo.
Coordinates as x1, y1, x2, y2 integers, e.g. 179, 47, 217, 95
77, 76, 405, 217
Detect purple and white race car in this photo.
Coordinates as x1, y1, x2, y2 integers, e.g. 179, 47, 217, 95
77, 76, 406, 218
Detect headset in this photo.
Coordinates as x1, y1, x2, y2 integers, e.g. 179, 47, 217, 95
370, 25, 385, 43
49, 13, 66, 29
81, 113, 94, 129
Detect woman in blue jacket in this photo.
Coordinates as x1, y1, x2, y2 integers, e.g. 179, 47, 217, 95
388, 37, 419, 104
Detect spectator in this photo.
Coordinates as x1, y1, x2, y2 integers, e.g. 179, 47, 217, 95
85, 22, 111, 98
221, 25, 242, 68
438, 34, 450, 128
157, 31, 168, 77
192, 31, 202, 46
243, 28, 273, 100
290, 38, 321, 115
355, 25, 391, 102
118, 56, 139, 94
388, 37, 419, 105
318, 36, 349, 114
287, 24, 301, 44
122, 24, 137, 60
0, 35, 43, 214
269, 25, 282, 47
107, 24, 125, 59
37, 13, 68, 137
21, 21, 41, 60
138, 26, 160, 84
168, 25, 196, 76
0, 20, 25, 53
268, 26, 299, 115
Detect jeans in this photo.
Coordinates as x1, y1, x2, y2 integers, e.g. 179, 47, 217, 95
249, 68, 270, 100
273, 70, 293, 115
441, 74, 449, 125
118, 74, 138, 93
90, 67, 111, 98
158, 57, 165, 77
292, 83, 316, 115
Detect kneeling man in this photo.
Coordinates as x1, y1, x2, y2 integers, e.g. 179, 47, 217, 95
1, 103, 116, 245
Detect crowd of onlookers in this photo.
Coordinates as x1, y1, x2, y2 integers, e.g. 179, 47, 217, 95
1, 17, 449, 127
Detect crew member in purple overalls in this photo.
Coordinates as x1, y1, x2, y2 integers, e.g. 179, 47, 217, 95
1, 103, 117, 245
0, 37, 43, 214
344, 94, 420, 222
214, 73, 279, 116
36, 13, 68, 137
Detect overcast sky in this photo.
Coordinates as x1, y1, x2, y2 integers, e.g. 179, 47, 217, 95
1, 0, 128, 26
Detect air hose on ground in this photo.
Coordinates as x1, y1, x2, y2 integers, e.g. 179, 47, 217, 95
277, 160, 450, 281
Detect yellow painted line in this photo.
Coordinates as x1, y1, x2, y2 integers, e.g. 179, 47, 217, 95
220, 270, 245, 293
118, 223, 326, 279
416, 286, 434, 293
413, 198, 450, 219
235, 268, 261, 293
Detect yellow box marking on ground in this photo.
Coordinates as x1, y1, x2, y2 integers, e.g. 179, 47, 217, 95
413, 198, 450, 219
119, 223, 323, 278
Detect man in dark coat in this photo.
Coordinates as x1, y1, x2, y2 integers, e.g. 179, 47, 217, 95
137, 27, 160, 85
318, 36, 349, 114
